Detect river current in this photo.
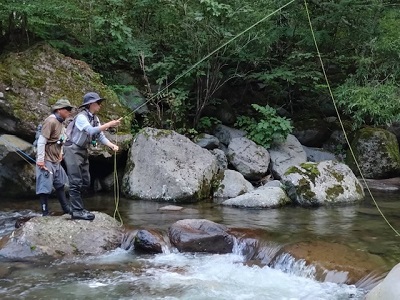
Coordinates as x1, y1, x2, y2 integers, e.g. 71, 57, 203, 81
0, 191, 399, 299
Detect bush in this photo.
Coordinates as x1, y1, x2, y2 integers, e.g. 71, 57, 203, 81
335, 81, 400, 129
235, 104, 293, 149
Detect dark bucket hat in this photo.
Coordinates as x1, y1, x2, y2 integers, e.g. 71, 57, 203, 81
52, 98, 74, 112
79, 92, 105, 108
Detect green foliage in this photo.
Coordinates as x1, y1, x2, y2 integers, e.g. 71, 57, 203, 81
235, 104, 293, 149
1, 0, 400, 134
197, 117, 221, 133
335, 81, 400, 129
139, 0, 281, 128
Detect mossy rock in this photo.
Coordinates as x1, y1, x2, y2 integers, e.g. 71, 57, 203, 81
346, 127, 400, 179
0, 42, 132, 140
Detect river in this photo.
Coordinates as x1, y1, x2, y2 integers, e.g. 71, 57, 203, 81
0, 191, 399, 299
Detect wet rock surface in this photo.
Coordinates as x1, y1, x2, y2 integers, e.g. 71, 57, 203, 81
0, 212, 123, 260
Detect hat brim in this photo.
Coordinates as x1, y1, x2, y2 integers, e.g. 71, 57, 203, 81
52, 105, 75, 111
79, 98, 105, 108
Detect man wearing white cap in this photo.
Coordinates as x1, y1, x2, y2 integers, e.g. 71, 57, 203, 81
36, 98, 74, 216
63, 92, 121, 220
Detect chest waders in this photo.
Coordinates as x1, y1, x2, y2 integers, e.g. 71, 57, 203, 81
63, 110, 97, 220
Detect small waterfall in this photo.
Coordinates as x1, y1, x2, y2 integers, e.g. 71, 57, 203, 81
271, 252, 317, 279
232, 235, 321, 281
231, 235, 281, 265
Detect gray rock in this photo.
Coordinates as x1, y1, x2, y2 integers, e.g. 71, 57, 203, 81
269, 134, 307, 179
134, 229, 169, 253
195, 133, 219, 149
227, 137, 270, 181
0, 212, 123, 260
213, 124, 245, 146
168, 219, 233, 253
303, 146, 337, 162
210, 148, 228, 171
346, 128, 400, 179
213, 169, 254, 198
281, 160, 364, 206
122, 128, 218, 202
366, 262, 400, 300
222, 186, 291, 208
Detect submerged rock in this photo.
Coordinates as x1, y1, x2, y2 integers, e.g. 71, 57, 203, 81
274, 240, 387, 285
169, 219, 233, 253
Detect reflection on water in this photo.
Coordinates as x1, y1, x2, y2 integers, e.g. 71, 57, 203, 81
0, 191, 399, 299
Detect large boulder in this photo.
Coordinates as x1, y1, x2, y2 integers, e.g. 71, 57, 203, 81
346, 128, 400, 179
122, 128, 219, 202
281, 160, 364, 206
0, 42, 132, 140
0, 212, 123, 260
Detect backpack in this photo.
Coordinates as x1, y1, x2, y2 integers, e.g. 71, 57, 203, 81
65, 117, 76, 141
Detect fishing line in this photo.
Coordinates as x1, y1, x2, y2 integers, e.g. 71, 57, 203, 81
111, 0, 297, 223
303, 0, 400, 236
120, 0, 297, 121
111, 128, 123, 226
0, 135, 36, 165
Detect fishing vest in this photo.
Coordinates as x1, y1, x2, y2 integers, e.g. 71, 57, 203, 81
66, 109, 100, 148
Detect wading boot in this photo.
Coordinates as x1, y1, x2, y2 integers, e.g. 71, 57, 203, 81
71, 210, 95, 221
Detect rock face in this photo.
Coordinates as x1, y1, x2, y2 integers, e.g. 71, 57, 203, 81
0, 43, 134, 198
0, 42, 132, 140
0, 212, 123, 259
122, 128, 219, 202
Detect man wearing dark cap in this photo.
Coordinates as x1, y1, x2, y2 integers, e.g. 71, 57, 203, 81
36, 98, 74, 216
63, 92, 121, 221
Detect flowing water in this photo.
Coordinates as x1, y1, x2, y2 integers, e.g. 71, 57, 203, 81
0, 192, 399, 300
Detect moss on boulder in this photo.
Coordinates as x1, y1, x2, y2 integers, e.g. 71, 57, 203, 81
0, 42, 132, 140
346, 127, 400, 179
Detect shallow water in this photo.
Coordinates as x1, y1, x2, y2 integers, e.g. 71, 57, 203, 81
0, 191, 399, 299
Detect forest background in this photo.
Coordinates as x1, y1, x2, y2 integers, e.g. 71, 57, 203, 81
1, 0, 400, 146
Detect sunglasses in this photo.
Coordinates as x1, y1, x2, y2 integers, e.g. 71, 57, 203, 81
64, 107, 73, 112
